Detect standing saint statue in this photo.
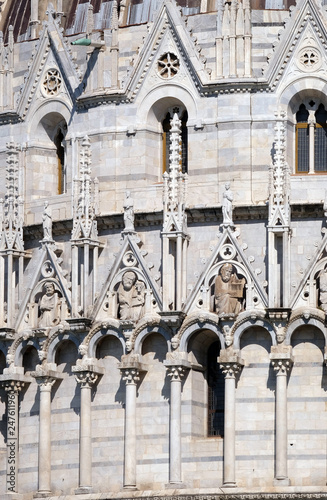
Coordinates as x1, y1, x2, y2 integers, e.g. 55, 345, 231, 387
42, 201, 52, 240
123, 191, 135, 232
222, 182, 234, 227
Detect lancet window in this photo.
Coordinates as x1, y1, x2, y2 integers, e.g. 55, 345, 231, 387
295, 102, 327, 174
54, 127, 66, 194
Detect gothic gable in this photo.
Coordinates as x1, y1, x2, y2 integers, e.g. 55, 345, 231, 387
184, 226, 268, 316
264, 0, 327, 89
16, 7, 80, 120
15, 242, 71, 333
290, 228, 327, 312
92, 234, 162, 324
125, 0, 210, 101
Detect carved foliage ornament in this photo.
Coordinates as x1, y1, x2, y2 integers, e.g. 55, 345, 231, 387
42, 68, 62, 96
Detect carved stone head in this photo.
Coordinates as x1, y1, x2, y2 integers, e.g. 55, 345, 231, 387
122, 271, 137, 291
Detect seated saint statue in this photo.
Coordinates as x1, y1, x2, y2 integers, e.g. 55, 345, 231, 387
38, 282, 61, 328
214, 263, 245, 317
118, 271, 145, 321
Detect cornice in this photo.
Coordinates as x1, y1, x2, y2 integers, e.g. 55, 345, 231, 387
22, 203, 325, 241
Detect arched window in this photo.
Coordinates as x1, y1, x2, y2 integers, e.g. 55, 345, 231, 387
162, 108, 188, 174
207, 341, 225, 437
296, 102, 327, 174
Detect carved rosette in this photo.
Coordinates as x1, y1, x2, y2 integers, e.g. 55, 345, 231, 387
74, 370, 98, 388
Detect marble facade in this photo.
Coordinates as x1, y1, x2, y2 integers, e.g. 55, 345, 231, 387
0, 0, 327, 499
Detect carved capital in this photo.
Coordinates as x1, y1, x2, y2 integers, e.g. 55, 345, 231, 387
218, 349, 244, 378
271, 357, 293, 375
270, 349, 293, 375
34, 375, 57, 389
31, 367, 63, 389
2, 379, 25, 394
219, 361, 243, 378
121, 368, 140, 385
166, 365, 187, 382
74, 370, 98, 388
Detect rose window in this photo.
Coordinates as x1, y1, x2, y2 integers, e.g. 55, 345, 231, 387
43, 69, 62, 96
297, 47, 321, 72
157, 52, 180, 79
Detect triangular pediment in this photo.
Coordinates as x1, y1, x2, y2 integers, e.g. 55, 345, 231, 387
15, 242, 72, 333
184, 226, 268, 316
92, 234, 162, 323
17, 10, 80, 120
126, 1, 210, 100
291, 229, 327, 311
265, 0, 327, 89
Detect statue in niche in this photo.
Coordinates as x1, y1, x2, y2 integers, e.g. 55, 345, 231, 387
123, 191, 135, 232
38, 282, 61, 328
42, 201, 52, 240
214, 263, 245, 317
118, 271, 145, 321
222, 182, 234, 227
319, 266, 327, 313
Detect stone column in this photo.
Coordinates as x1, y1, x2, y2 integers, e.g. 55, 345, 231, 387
72, 364, 103, 493
121, 367, 139, 489
308, 111, 315, 175
165, 361, 190, 484
270, 350, 293, 486
1, 378, 26, 494
32, 369, 62, 496
119, 355, 147, 490
218, 350, 244, 487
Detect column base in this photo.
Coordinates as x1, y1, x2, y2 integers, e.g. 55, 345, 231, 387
273, 477, 291, 486
222, 482, 237, 488
123, 486, 138, 491
75, 486, 94, 495
165, 482, 186, 489
34, 493, 52, 498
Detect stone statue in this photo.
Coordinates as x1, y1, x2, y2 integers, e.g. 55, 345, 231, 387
319, 266, 327, 313
222, 182, 234, 226
38, 282, 60, 328
123, 191, 134, 232
118, 271, 145, 321
214, 263, 245, 317
42, 201, 52, 240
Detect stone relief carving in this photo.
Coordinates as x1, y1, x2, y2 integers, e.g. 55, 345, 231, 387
214, 263, 245, 317
318, 265, 327, 313
38, 281, 62, 328
222, 182, 234, 227
42, 201, 52, 241
42, 68, 62, 96
123, 191, 135, 232
118, 271, 145, 321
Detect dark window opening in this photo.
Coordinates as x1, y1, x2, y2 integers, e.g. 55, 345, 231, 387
54, 128, 65, 194
207, 341, 224, 437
